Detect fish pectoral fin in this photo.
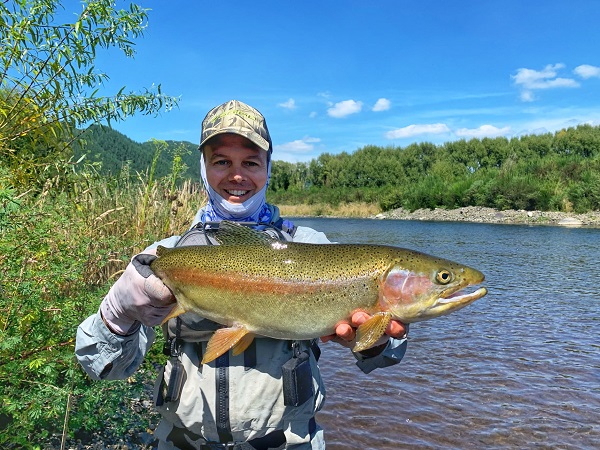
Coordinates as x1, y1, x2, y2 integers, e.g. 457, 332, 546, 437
202, 326, 251, 364
353, 312, 392, 353
161, 303, 185, 325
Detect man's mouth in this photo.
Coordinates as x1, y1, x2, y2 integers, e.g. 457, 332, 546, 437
225, 189, 250, 197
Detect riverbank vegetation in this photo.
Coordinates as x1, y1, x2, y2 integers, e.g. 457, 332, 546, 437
268, 124, 600, 214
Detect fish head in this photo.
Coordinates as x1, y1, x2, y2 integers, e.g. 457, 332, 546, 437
379, 252, 487, 323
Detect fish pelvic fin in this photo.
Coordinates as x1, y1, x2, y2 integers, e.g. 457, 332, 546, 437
353, 312, 392, 353
202, 325, 254, 364
161, 303, 185, 325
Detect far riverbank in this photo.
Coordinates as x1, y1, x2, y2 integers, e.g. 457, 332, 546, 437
279, 204, 600, 228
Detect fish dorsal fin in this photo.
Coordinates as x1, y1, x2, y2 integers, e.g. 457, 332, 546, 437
214, 220, 276, 246
156, 245, 171, 257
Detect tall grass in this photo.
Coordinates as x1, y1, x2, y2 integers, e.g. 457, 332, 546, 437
0, 167, 205, 447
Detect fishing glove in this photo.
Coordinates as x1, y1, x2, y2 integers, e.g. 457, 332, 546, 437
100, 252, 176, 335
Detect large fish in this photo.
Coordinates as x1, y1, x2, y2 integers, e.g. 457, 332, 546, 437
151, 221, 487, 363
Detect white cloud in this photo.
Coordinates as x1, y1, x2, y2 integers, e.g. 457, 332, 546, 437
372, 98, 391, 112
512, 64, 580, 102
276, 136, 320, 152
327, 99, 363, 118
385, 123, 450, 139
520, 90, 536, 102
273, 137, 321, 163
278, 98, 296, 110
455, 125, 511, 138
573, 64, 600, 79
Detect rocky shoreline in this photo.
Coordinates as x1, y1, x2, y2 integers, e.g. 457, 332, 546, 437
373, 206, 600, 228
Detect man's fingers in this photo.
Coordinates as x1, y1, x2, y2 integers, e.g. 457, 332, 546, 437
386, 320, 407, 338
334, 323, 355, 341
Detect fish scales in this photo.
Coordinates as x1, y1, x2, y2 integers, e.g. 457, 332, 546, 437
153, 243, 387, 337
150, 221, 488, 363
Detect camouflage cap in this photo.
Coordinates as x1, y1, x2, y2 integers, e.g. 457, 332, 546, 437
199, 100, 272, 153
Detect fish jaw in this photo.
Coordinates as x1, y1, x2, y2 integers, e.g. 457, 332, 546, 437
381, 263, 487, 323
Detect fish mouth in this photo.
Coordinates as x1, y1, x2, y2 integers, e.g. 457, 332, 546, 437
437, 286, 488, 305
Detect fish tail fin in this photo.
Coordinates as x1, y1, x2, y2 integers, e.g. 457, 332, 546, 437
202, 326, 253, 364
353, 312, 392, 353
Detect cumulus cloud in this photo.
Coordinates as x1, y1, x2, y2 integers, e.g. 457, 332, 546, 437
278, 98, 296, 110
372, 98, 391, 112
385, 123, 451, 139
275, 136, 320, 153
455, 125, 511, 138
512, 63, 580, 102
327, 99, 363, 118
573, 64, 600, 79
273, 137, 321, 163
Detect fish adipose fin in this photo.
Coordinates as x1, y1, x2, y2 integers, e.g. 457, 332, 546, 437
202, 325, 255, 364
215, 220, 277, 246
353, 312, 392, 353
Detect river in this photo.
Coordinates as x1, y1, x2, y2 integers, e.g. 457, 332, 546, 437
291, 218, 600, 450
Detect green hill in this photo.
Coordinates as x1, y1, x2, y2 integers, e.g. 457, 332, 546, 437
74, 124, 200, 179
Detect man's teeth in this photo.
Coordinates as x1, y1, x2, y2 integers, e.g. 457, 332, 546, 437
227, 190, 248, 196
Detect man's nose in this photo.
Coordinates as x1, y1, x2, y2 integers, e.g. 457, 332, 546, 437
230, 169, 245, 182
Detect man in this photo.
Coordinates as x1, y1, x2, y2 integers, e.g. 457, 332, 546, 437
76, 100, 408, 449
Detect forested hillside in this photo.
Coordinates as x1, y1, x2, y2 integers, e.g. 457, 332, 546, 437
74, 124, 200, 179
268, 124, 600, 213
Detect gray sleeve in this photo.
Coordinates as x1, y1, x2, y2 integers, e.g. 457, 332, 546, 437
353, 336, 408, 374
75, 310, 156, 380
292, 226, 331, 243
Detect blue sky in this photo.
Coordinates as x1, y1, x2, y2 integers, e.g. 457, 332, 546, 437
85, 0, 600, 162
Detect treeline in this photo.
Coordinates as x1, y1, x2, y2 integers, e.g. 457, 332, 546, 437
267, 124, 600, 213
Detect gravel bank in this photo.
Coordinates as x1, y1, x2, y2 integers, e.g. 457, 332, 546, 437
374, 206, 600, 228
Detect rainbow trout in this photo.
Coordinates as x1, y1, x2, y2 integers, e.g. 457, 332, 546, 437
151, 221, 487, 363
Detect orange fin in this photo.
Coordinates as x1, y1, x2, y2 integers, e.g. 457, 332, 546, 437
232, 332, 256, 356
161, 303, 185, 325
202, 325, 251, 364
353, 312, 392, 353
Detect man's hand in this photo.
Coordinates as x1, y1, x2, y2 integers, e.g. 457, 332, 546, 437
321, 311, 407, 351
100, 250, 176, 335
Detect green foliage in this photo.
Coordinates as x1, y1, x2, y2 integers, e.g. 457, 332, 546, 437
73, 124, 199, 180
0, 0, 179, 191
0, 162, 205, 446
268, 124, 600, 213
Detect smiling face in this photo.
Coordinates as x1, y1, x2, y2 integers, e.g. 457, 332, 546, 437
203, 133, 269, 204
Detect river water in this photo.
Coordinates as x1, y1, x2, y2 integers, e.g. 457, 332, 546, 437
291, 218, 600, 450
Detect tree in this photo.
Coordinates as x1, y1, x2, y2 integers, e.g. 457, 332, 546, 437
0, 0, 178, 189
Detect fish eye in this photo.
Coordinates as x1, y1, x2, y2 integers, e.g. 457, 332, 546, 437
436, 269, 453, 284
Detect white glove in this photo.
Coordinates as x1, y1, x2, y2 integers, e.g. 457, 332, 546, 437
100, 251, 175, 335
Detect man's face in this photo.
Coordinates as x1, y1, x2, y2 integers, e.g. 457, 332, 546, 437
203, 134, 269, 204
